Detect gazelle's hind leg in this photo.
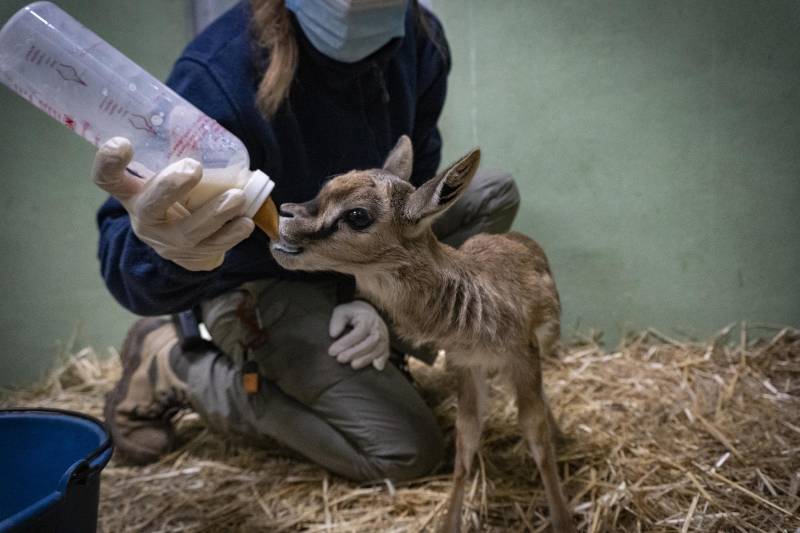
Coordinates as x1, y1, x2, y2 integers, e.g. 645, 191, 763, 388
441, 365, 488, 533
533, 321, 560, 360
534, 321, 566, 445
512, 343, 575, 533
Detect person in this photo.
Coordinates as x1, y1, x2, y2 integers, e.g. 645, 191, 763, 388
94, 0, 520, 482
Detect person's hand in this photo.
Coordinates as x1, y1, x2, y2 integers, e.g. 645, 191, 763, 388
328, 300, 390, 370
92, 137, 254, 271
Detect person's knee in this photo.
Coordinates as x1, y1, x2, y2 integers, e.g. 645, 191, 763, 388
457, 169, 520, 236
473, 169, 521, 220
401, 421, 445, 480
369, 410, 445, 482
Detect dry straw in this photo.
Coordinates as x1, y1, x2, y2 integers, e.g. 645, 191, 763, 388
2, 323, 798, 532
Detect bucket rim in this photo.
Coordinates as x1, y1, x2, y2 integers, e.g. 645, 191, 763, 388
0, 407, 114, 531
0, 407, 114, 482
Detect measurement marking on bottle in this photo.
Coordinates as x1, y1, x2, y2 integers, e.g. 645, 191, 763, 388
24, 45, 87, 86
99, 95, 130, 117
170, 115, 216, 157
55, 63, 86, 86
129, 113, 157, 135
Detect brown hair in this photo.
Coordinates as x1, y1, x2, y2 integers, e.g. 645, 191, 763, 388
250, 0, 297, 117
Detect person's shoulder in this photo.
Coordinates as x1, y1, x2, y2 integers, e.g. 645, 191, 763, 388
413, 3, 450, 70
168, 1, 258, 114
417, 4, 445, 39
166, 3, 257, 132
180, 1, 252, 69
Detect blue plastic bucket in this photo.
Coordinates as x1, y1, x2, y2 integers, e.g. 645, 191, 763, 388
0, 409, 113, 533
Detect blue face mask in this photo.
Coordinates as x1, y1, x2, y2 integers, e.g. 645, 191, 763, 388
286, 0, 408, 64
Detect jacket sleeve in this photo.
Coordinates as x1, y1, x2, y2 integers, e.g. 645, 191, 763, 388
410, 8, 451, 186
96, 58, 252, 315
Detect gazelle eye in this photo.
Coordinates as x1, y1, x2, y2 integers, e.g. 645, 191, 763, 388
344, 208, 373, 230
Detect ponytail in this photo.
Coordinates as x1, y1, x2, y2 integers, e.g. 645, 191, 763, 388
250, 0, 297, 118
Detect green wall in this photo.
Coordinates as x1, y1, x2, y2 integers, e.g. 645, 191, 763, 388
436, 0, 800, 341
0, 1, 193, 388
1, 1, 798, 387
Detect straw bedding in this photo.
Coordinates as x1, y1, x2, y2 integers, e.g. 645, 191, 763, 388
2, 324, 798, 532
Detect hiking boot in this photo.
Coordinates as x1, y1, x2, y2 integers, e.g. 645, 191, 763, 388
104, 317, 189, 464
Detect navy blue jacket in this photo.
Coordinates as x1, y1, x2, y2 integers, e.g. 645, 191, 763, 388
96, 2, 450, 315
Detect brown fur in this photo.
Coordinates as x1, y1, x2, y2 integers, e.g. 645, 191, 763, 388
271, 136, 575, 532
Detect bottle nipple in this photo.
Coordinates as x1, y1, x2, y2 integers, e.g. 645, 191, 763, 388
253, 196, 280, 241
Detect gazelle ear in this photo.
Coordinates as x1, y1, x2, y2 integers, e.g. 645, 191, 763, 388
404, 148, 481, 224
382, 135, 413, 181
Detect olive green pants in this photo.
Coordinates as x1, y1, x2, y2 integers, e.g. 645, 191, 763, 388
183, 169, 520, 482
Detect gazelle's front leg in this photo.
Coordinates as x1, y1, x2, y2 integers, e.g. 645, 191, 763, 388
512, 353, 575, 533
441, 364, 487, 533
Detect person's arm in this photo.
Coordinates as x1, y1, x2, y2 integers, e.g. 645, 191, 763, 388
410, 9, 451, 186
96, 59, 254, 315
96, 181, 250, 316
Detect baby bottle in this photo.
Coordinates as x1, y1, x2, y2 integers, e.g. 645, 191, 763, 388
0, 1, 279, 239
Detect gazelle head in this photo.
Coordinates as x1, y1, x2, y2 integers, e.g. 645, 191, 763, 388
271, 135, 481, 274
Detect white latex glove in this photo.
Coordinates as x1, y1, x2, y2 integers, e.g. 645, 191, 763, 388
328, 301, 391, 371
92, 137, 254, 271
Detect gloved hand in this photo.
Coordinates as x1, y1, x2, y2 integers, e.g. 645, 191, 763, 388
328, 300, 391, 371
92, 137, 254, 271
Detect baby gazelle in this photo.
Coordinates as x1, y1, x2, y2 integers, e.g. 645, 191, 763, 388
271, 136, 574, 532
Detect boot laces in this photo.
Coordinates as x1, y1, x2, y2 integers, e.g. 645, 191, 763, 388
130, 387, 187, 421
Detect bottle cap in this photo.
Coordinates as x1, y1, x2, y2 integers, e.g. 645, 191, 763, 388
240, 168, 275, 218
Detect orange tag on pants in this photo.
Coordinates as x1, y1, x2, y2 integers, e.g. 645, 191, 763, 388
242, 360, 260, 394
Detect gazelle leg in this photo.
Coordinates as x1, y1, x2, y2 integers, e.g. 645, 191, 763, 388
535, 321, 566, 446
441, 365, 488, 533
512, 353, 575, 533
546, 403, 566, 447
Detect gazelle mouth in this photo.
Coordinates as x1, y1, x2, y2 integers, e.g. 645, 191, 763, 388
271, 242, 304, 255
